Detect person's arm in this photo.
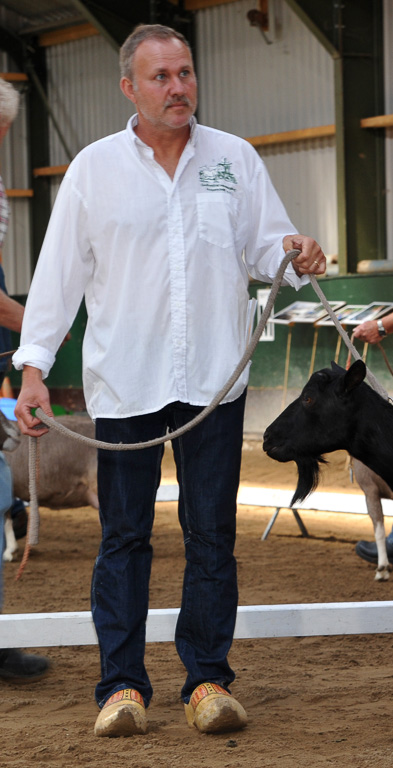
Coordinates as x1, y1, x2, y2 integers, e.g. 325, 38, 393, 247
0, 288, 24, 332
14, 167, 91, 435
352, 312, 393, 344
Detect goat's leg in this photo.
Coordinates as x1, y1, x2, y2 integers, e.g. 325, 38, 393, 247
365, 497, 391, 581
3, 513, 18, 562
353, 460, 392, 581
374, 519, 391, 580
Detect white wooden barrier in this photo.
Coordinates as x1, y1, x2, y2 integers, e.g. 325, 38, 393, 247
159, 483, 393, 540
160, 483, 393, 517
3, 486, 391, 649
1, 602, 393, 648
237, 487, 393, 515
238, 486, 393, 539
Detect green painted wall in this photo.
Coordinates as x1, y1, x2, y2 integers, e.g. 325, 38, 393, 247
9, 299, 87, 390
248, 273, 393, 391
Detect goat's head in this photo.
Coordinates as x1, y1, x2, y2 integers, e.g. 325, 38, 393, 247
263, 359, 367, 504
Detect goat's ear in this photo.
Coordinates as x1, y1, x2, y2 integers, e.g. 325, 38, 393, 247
342, 359, 366, 392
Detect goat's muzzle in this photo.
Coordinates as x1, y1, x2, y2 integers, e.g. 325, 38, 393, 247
263, 429, 290, 462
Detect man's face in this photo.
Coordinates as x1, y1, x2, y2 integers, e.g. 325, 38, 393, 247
121, 37, 197, 132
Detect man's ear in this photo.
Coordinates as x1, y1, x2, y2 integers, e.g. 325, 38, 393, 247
120, 77, 137, 105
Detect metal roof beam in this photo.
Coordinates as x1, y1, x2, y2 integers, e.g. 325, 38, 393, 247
282, 0, 339, 58
68, 0, 120, 49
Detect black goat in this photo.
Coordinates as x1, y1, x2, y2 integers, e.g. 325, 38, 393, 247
263, 358, 393, 508
263, 360, 393, 579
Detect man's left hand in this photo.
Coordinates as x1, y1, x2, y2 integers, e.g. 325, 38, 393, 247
283, 234, 326, 277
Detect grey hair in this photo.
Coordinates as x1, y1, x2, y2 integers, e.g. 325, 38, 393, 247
0, 79, 20, 127
120, 24, 192, 81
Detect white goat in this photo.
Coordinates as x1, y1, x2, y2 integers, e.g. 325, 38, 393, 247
352, 459, 393, 581
3, 514, 18, 562
3, 414, 99, 562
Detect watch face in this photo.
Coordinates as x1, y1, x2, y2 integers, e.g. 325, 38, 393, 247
378, 320, 387, 336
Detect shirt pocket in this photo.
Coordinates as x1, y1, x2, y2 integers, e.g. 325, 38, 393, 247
196, 192, 238, 248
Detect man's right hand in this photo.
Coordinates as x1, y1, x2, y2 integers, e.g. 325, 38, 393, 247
14, 365, 54, 436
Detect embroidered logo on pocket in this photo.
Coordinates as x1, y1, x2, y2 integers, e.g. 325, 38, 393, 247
199, 157, 237, 193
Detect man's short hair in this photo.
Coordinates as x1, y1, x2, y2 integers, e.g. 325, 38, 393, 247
0, 79, 19, 127
120, 24, 191, 81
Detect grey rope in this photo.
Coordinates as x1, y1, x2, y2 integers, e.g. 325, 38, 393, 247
20, 249, 298, 575
20, 250, 389, 574
16, 433, 39, 577
309, 275, 389, 401
32, 249, 302, 452
28, 437, 39, 545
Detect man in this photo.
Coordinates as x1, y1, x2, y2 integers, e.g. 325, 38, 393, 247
14, 25, 326, 735
0, 78, 50, 682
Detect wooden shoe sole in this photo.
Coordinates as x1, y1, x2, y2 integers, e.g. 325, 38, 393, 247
184, 682, 247, 734
94, 688, 147, 737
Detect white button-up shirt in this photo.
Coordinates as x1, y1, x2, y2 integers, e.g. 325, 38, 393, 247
13, 116, 307, 419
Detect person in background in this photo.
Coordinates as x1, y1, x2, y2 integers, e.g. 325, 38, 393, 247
0, 78, 50, 682
352, 310, 393, 564
13, 25, 325, 736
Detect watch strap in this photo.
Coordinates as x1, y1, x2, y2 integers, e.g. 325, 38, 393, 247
377, 319, 387, 337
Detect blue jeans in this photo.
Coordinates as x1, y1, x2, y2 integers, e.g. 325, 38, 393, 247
92, 392, 246, 708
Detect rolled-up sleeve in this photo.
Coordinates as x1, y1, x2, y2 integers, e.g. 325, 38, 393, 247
12, 344, 55, 379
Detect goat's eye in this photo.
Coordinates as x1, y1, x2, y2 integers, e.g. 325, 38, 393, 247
302, 394, 314, 408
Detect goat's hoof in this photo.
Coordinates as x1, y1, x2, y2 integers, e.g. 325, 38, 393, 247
3, 550, 14, 562
375, 566, 391, 581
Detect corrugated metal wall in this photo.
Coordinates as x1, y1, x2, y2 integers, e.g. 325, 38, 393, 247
196, 0, 337, 255
1, 0, 393, 293
196, 0, 335, 136
260, 138, 337, 254
46, 35, 134, 165
46, 35, 135, 208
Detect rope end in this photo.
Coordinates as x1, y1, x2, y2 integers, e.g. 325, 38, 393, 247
15, 544, 31, 580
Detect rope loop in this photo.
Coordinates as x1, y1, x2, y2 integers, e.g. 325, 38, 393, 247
18, 249, 390, 575
34, 249, 303, 451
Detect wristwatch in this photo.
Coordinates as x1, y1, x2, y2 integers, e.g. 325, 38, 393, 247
377, 319, 387, 337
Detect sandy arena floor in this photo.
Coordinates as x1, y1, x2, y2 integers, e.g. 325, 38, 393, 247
2, 442, 393, 768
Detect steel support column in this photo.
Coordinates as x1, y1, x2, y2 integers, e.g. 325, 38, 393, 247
284, 0, 385, 274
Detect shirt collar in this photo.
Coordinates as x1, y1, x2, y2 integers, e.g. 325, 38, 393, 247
127, 113, 197, 149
